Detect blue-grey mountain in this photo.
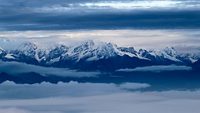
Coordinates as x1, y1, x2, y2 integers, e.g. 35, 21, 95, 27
0, 40, 199, 71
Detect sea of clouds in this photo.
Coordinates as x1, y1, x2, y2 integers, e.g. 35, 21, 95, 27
0, 81, 200, 113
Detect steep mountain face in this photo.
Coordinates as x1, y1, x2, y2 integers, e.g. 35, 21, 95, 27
0, 40, 199, 71
139, 47, 198, 65
0, 47, 6, 58
4, 42, 39, 64
62, 40, 119, 61
39, 44, 69, 64
138, 48, 180, 65
193, 60, 200, 70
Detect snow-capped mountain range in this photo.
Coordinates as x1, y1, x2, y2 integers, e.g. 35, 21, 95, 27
0, 40, 199, 71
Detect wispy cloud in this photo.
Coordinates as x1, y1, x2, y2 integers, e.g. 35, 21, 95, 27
78, 1, 181, 10
27, 0, 200, 12
0, 61, 99, 77
117, 65, 192, 72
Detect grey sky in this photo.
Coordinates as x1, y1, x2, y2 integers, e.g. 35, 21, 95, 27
0, 0, 200, 30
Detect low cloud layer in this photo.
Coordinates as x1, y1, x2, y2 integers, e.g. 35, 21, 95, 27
0, 81, 150, 99
117, 65, 192, 72
0, 61, 99, 77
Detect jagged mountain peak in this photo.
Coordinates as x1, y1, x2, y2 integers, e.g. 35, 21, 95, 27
5, 41, 38, 60
81, 40, 95, 47
18, 42, 38, 50
0, 47, 5, 56
70, 40, 143, 61
66, 40, 119, 61
163, 47, 177, 56
75, 40, 117, 49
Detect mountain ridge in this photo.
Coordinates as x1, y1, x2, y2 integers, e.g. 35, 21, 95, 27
0, 40, 199, 71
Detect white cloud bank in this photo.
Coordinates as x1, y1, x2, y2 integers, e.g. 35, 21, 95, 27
0, 81, 150, 99
117, 65, 192, 72
0, 61, 99, 77
79, 1, 181, 10
1, 30, 200, 53
33, 0, 200, 13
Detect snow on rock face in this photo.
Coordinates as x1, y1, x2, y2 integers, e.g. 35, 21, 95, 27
163, 47, 177, 56
154, 49, 181, 63
0, 47, 4, 54
4, 54, 15, 59
66, 40, 120, 61
67, 40, 147, 61
0, 47, 6, 58
46, 45, 69, 61
9, 42, 38, 58
139, 47, 182, 63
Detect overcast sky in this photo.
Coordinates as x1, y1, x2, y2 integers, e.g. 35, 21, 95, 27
0, 0, 200, 30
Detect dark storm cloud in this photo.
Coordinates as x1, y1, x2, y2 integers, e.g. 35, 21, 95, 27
0, 0, 200, 30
